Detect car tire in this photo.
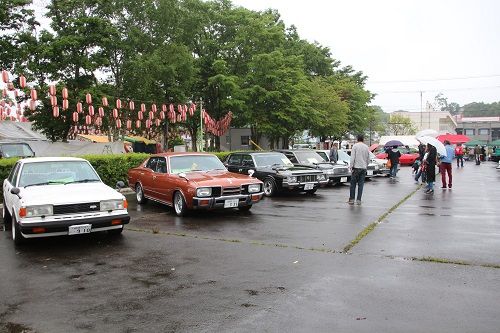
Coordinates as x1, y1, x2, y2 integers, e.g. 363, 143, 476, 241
173, 191, 188, 217
263, 178, 277, 197
238, 205, 252, 211
2, 200, 12, 231
305, 189, 317, 195
136, 183, 148, 204
108, 226, 123, 236
12, 216, 25, 246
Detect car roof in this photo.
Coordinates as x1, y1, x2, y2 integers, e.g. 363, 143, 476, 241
18, 157, 87, 164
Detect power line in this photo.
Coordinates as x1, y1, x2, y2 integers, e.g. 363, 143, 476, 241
369, 74, 500, 84
374, 85, 500, 94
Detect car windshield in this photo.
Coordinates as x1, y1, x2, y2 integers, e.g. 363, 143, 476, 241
316, 151, 328, 161
253, 153, 294, 167
338, 150, 350, 162
1, 143, 34, 158
169, 155, 226, 174
18, 161, 101, 187
294, 151, 324, 165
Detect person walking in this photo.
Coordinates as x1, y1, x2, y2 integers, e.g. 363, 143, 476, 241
348, 134, 370, 205
439, 140, 455, 189
387, 145, 401, 178
474, 144, 482, 165
455, 143, 464, 167
329, 142, 339, 164
415, 144, 428, 184
424, 143, 437, 194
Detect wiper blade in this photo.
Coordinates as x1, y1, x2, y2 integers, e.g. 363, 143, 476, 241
24, 181, 66, 188
65, 179, 101, 184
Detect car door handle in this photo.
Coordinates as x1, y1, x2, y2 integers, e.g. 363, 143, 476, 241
238, 169, 243, 172
140, 172, 144, 176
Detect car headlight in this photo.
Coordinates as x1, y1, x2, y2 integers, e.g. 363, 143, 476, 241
23, 205, 53, 218
286, 176, 297, 183
100, 199, 126, 211
317, 174, 326, 181
325, 169, 334, 174
248, 184, 261, 193
196, 187, 212, 197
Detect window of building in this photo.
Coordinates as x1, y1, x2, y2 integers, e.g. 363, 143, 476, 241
478, 128, 489, 135
464, 129, 475, 136
241, 136, 250, 146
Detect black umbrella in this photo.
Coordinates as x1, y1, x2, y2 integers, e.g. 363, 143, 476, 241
384, 140, 404, 148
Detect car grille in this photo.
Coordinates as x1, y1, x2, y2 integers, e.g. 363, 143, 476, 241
297, 175, 317, 183
367, 165, 376, 170
334, 167, 349, 174
53, 202, 100, 215
222, 186, 242, 196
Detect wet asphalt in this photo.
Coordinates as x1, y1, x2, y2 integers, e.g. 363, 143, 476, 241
1, 161, 499, 332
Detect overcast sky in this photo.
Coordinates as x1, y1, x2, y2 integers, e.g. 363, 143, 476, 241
232, 0, 500, 112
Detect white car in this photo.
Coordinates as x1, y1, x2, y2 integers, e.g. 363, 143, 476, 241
2, 157, 130, 245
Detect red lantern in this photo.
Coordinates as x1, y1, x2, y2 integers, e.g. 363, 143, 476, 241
95, 117, 102, 126
77, 102, 83, 113
62, 99, 69, 110
85, 115, 91, 125
29, 100, 37, 111
50, 95, 57, 107
151, 104, 157, 113
98, 107, 104, 117
129, 101, 135, 110
138, 111, 143, 120
162, 104, 167, 112
126, 119, 132, 129
88, 105, 95, 116
86, 93, 92, 104
177, 114, 182, 122
135, 120, 141, 128
112, 108, 118, 119
145, 119, 151, 128
7, 82, 14, 91
177, 104, 182, 113
169, 104, 174, 113
102, 96, 108, 107
52, 106, 59, 118
1, 70, 9, 83
72, 112, 79, 122
116, 119, 122, 128
116, 99, 122, 109
30, 89, 37, 101
155, 118, 161, 126
49, 85, 56, 96
149, 111, 154, 120
140, 103, 146, 113
62, 87, 68, 99
160, 111, 165, 120
2, 89, 6, 98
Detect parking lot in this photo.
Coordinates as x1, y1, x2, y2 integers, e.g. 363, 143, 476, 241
1, 163, 500, 332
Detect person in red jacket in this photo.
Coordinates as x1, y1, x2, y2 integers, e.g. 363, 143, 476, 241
455, 143, 464, 168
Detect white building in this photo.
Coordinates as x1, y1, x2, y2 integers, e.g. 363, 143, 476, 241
392, 103, 457, 134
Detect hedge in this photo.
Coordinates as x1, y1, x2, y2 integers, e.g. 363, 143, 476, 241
0, 151, 234, 201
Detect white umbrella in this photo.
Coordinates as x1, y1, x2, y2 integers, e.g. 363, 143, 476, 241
418, 135, 447, 156
415, 129, 438, 138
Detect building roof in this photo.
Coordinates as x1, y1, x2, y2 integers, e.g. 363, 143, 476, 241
457, 116, 500, 123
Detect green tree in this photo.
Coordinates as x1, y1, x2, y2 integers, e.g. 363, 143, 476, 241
387, 114, 417, 135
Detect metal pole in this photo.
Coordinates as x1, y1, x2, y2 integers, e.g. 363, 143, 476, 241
420, 91, 423, 128
198, 97, 203, 152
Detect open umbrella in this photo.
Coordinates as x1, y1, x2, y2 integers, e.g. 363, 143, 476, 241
384, 140, 404, 148
369, 143, 379, 152
436, 134, 470, 144
418, 135, 447, 156
415, 129, 438, 138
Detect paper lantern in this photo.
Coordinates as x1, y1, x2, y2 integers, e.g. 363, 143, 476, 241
29, 100, 37, 111
76, 102, 83, 113
86, 93, 92, 104
62, 87, 68, 99
155, 119, 161, 126
149, 111, 154, 120
126, 119, 132, 129
95, 117, 102, 126
169, 104, 174, 113
1, 70, 9, 83
72, 112, 79, 122
116, 119, 122, 128
129, 101, 135, 110
62, 99, 69, 110
102, 96, 108, 107
88, 105, 95, 116
140, 103, 146, 113
151, 104, 157, 113
98, 107, 104, 117
49, 85, 56, 96
7, 82, 14, 91
177, 114, 181, 122
135, 120, 141, 128
52, 106, 59, 117
138, 111, 143, 120
116, 99, 122, 109
162, 104, 167, 112
30, 89, 37, 101
160, 111, 165, 120
50, 95, 57, 107
145, 119, 151, 128
112, 108, 118, 119
85, 115, 91, 125
2, 89, 6, 98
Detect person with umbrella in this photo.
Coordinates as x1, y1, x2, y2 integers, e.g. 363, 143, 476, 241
424, 143, 438, 194
439, 140, 455, 189
387, 145, 401, 178
455, 143, 464, 168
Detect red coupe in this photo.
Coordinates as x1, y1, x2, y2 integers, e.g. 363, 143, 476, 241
128, 152, 264, 216
375, 147, 419, 166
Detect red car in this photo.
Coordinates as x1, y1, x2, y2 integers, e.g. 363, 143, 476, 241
375, 147, 419, 166
127, 152, 264, 216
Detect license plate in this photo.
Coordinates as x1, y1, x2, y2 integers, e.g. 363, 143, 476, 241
68, 224, 91, 235
340, 177, 348, 182
304, 183, 314, 190
224, 199, 239, 208
367, 170, 373, 176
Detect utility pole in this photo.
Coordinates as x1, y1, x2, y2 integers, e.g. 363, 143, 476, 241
420, 91, 423, 129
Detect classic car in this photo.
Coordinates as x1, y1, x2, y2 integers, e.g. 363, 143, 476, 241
374, 146, 419, 166
0, 141, 35, 159
128, 152, 264, 216
275, 149, 350, 185
224, 151, 328, 196
2, 157, 130, 245
316, 149, 381, 178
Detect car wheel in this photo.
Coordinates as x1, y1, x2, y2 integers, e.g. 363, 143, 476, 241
2, 200, 12, 231
238, 205, 252, 211
12, 216, 25, 246
173, 191, 187, 217
136, 183, 148, 204
263, 178, 277, 197
305, 189, 317, 195
108, 226, 123, 236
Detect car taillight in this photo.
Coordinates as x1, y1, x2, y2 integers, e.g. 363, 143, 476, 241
19, 207, 27, 217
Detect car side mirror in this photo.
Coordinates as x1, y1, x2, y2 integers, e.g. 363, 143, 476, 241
248, 169, 255, 177
10, 187, 21, 198
178, 172, 187, 180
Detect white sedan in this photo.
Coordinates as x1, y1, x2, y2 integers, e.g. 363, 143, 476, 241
2, 157, 130, 245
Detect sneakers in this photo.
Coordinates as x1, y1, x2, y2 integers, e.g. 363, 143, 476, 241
448, 185, 452, 189
347, 199, 354, 205
424, 188, 434, 194
441, 186, 447, 189
356, 200, 362, 205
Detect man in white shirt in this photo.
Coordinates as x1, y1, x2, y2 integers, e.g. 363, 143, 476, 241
349, 134, 370, 205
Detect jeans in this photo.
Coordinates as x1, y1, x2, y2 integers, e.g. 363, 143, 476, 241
350, 168, 367, 201
390, 163, 399, 177
456, 155, 464, 167
415, 168, 427, 182
440, 162, 452, 187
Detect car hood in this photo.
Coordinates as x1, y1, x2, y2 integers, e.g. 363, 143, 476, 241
258, 165, 323, 175
183, 170, 261, 186
19, 182, 124, 206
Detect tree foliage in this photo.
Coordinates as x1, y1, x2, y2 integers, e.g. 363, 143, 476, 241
387, 114, 417, 135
